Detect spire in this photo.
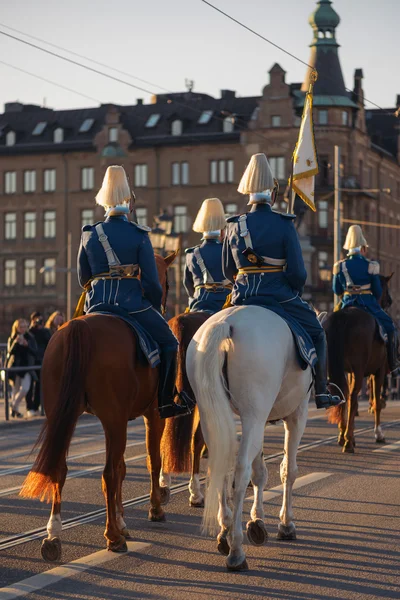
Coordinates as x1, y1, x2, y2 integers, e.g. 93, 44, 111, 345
301, 0, 347, 98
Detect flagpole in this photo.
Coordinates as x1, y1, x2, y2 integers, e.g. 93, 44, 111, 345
288, 157, 295, 214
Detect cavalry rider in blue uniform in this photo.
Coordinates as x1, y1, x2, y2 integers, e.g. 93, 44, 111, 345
184, 198, 231, 314
333, 224, 399, 374
223, 153, 343, 409
77, 165, 194, 419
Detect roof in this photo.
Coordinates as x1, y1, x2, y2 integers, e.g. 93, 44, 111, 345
366, 109, 399, 158
0, 92, 260, 155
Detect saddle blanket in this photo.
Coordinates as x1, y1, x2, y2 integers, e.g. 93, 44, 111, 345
86, 304, 160, 368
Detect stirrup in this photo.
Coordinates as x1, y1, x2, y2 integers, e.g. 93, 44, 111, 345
315, 393, 345, 410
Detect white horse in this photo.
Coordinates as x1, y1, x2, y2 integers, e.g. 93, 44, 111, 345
186, 305, 312, 571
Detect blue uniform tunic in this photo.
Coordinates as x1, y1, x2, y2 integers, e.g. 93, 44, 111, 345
184, 239, 231, 314
332, 253, 394, 334
77, 215, 177, 348
223, 203, 323, 339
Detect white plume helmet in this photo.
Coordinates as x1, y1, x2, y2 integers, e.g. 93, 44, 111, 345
237, 153, 275, 196
96, 165, 131, 209
192, 198, 226, 234
343, 225, 368, 251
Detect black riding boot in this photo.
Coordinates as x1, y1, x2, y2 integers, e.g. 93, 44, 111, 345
314, 331, 344, 409
158, 347, 196, 419
387, 330, 400, 376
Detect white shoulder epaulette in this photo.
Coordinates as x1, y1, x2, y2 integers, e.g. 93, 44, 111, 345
131, 222, 151, 232
368, 260, 380, 275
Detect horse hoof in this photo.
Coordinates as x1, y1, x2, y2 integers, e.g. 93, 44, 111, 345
246, 519, 268, 546
160, 486, 171, 506
375, 437, 386, 444
190, 498, 204, 508
343, 442, 355, 454
217, 531, 230, 556
108, 538, 128, 553
41, 537, 62, 562
338, 435, 345, 447
120, 528, 132, 539
277, 523, 296, 541
368, 406, 374, 414
226, 558, 249, 572
148, 509, 166, 522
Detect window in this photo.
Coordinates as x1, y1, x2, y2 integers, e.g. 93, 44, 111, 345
81, 209, 94, 227
24, 212, 36, 239
44, 211, 56, 239
251, 107, 260, 121
171, 162, 189, 186
318, 251, 328, 268
359, 160, 364, 188
269, 157, 286, 181
136, 207, 148, 226
81, 167, 94, 190
173, 205, 188, 233
5, 213, 17, 240
4, 171, 16, 194
223, 116, 234, 133
24, 170, 36, 193
271, 115, 281, 127
6, 131, 16, 146
43, 258, 56, 286
145, 114, 161, 128
198, 110, 213, 125
318, 110, 328, 125
294, 115, 301, 127
79, 118, 95, 133
171, 120, 182, 136
44, 169, 56, 192
24, 259, 36, 286
210, 160, 234, 184
318, 201, 328, 228
109, 127, 118, 143
4, 259, 17, 287
53, 128, 64, 143
32, 122, 47, 136
225, 203, 238, 216
134, 164, 148, 187
342, 111, 349, 126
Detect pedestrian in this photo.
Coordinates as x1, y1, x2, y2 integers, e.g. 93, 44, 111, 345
45, 311, 65, 336
25, 312, 51, 417
6, 319, 38, 418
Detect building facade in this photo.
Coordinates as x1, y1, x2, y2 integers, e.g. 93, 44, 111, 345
0, 0, 399, 337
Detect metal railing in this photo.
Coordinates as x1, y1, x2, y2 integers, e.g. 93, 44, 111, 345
0, 365, 43, 421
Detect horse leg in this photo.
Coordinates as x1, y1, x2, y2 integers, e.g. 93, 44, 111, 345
41, 461, 67, 562
145, 408, 168, 520
189, 422, 205, 508
216, 479, 232, 556
115, 457, 131, 539
277, 397, 308, 541
227, 419, 265, 572
246, 451, 268, 546
102, 427, 128, 552
372, 371, 386, 444
343, 371, 362, 453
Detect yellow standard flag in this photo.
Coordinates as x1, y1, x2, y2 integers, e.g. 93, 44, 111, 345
291, 73, 318, 212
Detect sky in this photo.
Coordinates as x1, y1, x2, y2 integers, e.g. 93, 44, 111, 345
0, 0, 399, 113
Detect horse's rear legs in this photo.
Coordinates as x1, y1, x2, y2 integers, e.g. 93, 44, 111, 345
189, 422, 205, 507
246, 450, 268, 547
145, 407, 167, 521
343, 372, 362, 453
277, 397, 308, 541
102, 428, 128, 552
372, 371, 386, 444
41, 462, 67, 562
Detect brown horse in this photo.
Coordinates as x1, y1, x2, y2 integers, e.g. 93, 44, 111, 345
160, 311, 209, 507
324, 274, 393, 453
20, 253, 176, 561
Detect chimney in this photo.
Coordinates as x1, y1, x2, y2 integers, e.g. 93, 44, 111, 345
4, 102, 24, 113
221, 90, 236, 99
137, 99, 143, 105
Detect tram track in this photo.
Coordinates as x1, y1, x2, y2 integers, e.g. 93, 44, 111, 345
0, 417, 399, 553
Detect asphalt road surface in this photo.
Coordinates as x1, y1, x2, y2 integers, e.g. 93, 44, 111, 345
0, 401, 399, 600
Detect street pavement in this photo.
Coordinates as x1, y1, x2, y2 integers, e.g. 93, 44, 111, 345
0, 401, 399, 600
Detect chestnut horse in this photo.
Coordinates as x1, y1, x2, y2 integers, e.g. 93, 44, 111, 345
160, 311, 209, 507
20, 253, 176, 561
324, 274, 393, 453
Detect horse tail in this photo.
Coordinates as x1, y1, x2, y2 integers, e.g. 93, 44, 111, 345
20, 319, 90, 502
193, 319, 236, 536
325, 313, 348, 425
